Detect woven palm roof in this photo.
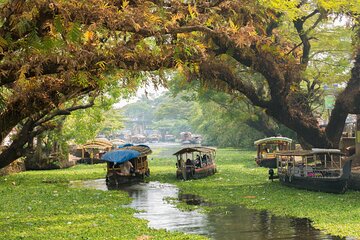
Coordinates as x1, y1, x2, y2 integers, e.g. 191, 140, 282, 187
173, 146, 216, 155
120, 145, 152, 157
254, 136, 293, 145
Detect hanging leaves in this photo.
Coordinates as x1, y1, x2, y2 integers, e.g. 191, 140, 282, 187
188, 4, 198, 19
66, 22, 82, 43
0, 36, 7, 53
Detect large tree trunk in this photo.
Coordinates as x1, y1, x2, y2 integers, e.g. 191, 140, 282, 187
0, 121, 33, 168
199, 60, 332, 148
326, 50, 360, 147
266, 103, 332, 148
0, 108, 26, 144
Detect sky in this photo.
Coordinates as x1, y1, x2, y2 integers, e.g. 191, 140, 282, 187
113, 83, 168, 109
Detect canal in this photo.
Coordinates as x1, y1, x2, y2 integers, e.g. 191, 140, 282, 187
74, 179, 346, 240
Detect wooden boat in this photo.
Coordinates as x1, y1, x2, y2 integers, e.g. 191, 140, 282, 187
76, 138, 113, 164
101, 144, 151, 186
174, 147, 217, 180
275, 149, 352, 194
254, 136, 293, 168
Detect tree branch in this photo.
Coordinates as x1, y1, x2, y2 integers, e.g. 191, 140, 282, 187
293, 9, 325, 67
34, 99, 95, 127
199, 61, 270, 109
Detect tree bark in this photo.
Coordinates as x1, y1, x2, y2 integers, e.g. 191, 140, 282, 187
0, 121, 34, 168
326, 50, 360, 147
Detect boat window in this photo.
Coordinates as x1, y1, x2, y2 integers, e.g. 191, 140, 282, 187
331, 154, 342, 168
306, 156, 315, 166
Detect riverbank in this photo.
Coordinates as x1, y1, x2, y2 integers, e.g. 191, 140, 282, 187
0, 165, 205, 240
149, 147, 360, 238
1, 147, 359, 239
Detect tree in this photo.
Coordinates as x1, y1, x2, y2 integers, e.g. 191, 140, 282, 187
168, 74, 296, 147
190, 2, 359, 149
120, 91, 194, 136
1, 0, 360, 168
152, 92, 195, 135
0, 0, 190, 167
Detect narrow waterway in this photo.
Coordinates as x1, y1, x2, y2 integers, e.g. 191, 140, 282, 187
73, 179, 348, 240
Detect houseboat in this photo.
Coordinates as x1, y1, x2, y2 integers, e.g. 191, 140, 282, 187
101, 144, 151, 186
254, 136, 293, 168
174, 147, 217, 180
275, 149, 352, 194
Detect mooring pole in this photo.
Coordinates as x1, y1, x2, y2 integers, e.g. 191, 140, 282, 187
356, 115, 360, 157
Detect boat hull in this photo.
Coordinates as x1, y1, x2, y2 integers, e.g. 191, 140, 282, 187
349, 172, 360, 190
176, 164, 217, 180
256, 158, 277, 168
278, 175, 348, 194
106, 170, 150, 187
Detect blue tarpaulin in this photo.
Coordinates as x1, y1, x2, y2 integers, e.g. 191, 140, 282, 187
101, 150, 140, 163
118, 143, 134, 148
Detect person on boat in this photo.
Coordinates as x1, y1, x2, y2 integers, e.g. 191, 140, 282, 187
185, 158, 195, 177
299, 163, 305, 177
186, 158, 194, 166
119, 161, 133, 176
195, 155, 201, 168
202, 155, 208, 166
261, 147, 268, 157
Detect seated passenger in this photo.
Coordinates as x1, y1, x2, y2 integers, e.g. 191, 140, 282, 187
186, 158, 194, 166
119, 161, 134, 176
202, 155, 208, 166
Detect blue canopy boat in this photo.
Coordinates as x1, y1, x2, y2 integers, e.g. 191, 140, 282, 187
101, 144, 152, 186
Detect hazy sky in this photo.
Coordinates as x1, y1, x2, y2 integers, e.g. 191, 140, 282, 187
113, 83, 167, 108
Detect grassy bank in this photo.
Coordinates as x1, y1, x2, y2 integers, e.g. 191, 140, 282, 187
1, 147, 360, 239
149, 148, 360, 238
0, 165, 205, 240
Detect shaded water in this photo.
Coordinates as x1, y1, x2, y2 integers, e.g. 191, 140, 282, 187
73, 179, 348, 240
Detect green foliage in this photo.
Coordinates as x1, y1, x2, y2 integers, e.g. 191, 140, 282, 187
167, 73, 295, 148
190, 101, 264, 148
316, 0, 360, 13
120, 92, 195, 136
62, 73, 137, 143
66, 22, 82, 43
2, 0, 360, 165
308, 25, 353, 84
100, 109, 124, 137
258, 0, 303, 20
62, 104, 106, 144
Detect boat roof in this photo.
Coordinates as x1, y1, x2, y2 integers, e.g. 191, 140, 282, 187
101, 145, 152, 163
110, 139, 126, 145
80, 139, 113, 149
173, 146, 216, 155
276, 148, 342, 156
254, 136, 293, 145
119, 145, 152, 156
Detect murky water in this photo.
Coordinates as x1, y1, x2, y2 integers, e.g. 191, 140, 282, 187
72, 179, 350, 239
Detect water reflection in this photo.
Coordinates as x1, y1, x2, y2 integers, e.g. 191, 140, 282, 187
73, 179, 348, 240
121, 181, 211, 235
178, 193, 208, 206
206, 206, 344, 240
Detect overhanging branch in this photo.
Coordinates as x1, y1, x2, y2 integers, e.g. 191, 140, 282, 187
34, 99, 96, 127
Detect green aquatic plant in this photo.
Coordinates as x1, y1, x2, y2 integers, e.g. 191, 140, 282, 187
150, 148, 360, 238
0, 164, 206, 240
1, 148, 360, 239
